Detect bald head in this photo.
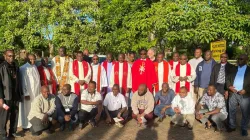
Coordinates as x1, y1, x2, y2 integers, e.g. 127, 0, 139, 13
92, 54, 99, 65
41, 86, 50, 98
179, 54, 187, 65
204, 50, 212, 61
112, 84, 120, 96
138, 84, 147, 96
27, 54, 36, 65
162, 83, 169, 93
147, 48, 156, 60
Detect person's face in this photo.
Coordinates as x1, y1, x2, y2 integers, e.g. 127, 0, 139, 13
92, 56, 99, 65
128, 54, 135, 62
41, 88, 49, 99
106, 54, 112, 62
194, 49, 202, 58
138, 85, 146, 96
157, 54, 164, 63
41, 58, 49, 67
179, 88, 188, 98
140, 50, 147, 59
5, 51, 15, 64
62, 86, 71, 96
180, 55, 187, 65
162, 84, 169, 93
147, 50, 154, 59
83, 50, 89, 56
59, 48, 66, 57
28, 55, 36, 65
173, 53, 179, 62
118, 54, 125, 63
220, 54, 228, 63
237, 55, 248, 66
207, 86, 216, 96
76, 53, 83, 62
112, 86, 119, 96
204, 52, 212, 61
88, 83, 96, 93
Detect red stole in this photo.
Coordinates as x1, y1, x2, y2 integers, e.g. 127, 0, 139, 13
114, 61, 128, 95
91, 65, 102, 92
154, 61, 169, 93
102, 60, 115, 74
175, 63, 191, 93
169, 60, 179, 70
37, 65, 57, 94
73, 60, 89, 97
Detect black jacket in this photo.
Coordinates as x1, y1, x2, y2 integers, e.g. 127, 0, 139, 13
0, 61, 22, 101
226, 65, 250, 98
210, 62, 236, 86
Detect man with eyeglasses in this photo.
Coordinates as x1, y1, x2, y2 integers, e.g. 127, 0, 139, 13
0, 49, 23, 139
171, 54, 196, 96
131, 48, 157, 93
226, 54, 250, 136
210, 53, 236, 95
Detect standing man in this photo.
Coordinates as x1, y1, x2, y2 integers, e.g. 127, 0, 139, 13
83, 49, 91, 63
127, 51, 135, 67
210, 53, 236, 95
0, 49, 22, 139
188, 48, 203, 72
109, 53, 132, 97
51, 46, 73, 91
154, 52, 172, 94
195, 50, 216, 101
69, 51, 91, 98
132, 48, 157, 93
147, 48, 156, 62
91, 55, 108, 94
19, 54, 41, 130
171, 54, 196, 96
102, 53, 115, 93
226, 54, 250, 136
168, 52, 179, 70
37, 57, 57, 94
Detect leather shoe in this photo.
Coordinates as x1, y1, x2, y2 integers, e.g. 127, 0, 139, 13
11, 133, 22, 138
227, 127, 236, 133
241, 130, 248, 136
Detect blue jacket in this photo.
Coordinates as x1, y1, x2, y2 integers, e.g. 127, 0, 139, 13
194, 59, 217, 87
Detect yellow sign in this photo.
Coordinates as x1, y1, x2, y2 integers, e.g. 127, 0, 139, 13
210, 40, 226, 61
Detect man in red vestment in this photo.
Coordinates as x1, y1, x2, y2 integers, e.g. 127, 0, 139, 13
132, 49, 157, 93
102, 53, 115, 94
37, 57, 57, 94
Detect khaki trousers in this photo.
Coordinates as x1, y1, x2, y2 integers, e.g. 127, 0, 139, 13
197, 88, 206, 102
171, 114, 195, 127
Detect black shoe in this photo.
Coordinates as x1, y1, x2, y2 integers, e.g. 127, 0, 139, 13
1, 136, 9, 140
227, 127, 236, 133
89, 120, 97, 127
241, 130, 248, 136
11, 133, 22, 138
170, 121, 175, 126
60, 124, 65, 131
32, 132, 41, 136
45, 129, 54, 134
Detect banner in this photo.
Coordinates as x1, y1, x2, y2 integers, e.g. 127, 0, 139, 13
210, 40, 226, 61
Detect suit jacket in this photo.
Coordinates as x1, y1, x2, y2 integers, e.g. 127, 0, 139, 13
0, 61, 22, 101
210, 62, 236, 86
226, 65, 250, 98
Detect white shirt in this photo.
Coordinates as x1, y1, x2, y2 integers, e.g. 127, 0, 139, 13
188, 57, 203, 71
43, 66, 51, 81
103, 92, 127, 111
173, 61, 179, 70
91, 64, 108, 88
172, 94, 195, 114
81, 89, 102, 112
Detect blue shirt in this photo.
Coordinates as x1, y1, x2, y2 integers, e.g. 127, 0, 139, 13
233, 65, 247, 91
155, 89, 175, 105
200, 61, 212, 88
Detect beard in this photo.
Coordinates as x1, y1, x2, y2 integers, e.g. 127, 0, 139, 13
138, 90, 147, 96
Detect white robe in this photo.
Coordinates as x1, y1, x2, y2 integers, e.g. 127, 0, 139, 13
155, 61, 173, 95
51, 56, 73, 84
91, 64, 108, 93
18, 63, 41, 128
69, 61, 92, 93
171, 64, 196, 98
101, 62, 113, 93
109, 62, 132, 97
43, 66, 53, 93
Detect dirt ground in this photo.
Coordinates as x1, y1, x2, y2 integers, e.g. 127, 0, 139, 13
13, 114, 250, 140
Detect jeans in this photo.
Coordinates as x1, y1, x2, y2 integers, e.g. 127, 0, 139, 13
78, 108, 98, 124
154, 105, 175, 119
199, 109, 227, 130
58, 115, 78, 127
229, 93, 250, 130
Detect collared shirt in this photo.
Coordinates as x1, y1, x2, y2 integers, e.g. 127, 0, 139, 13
81, 89, 102, 112
200, 92, 228, 116
103, 92, 127, 111
233, 65, 247, 91
155, 89, 175, 105
171, 94, 195, 114
188, 57, 203, 71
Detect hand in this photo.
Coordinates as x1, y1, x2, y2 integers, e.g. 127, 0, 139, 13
174, 107, 180, 114
106, 116, 112, 124
228, 86, 237, 93
25, 96, 30, 100
137, 114, 142, 123
42, 114, 49, 124
179, 77, 184, 81
195, 113, 201, 120
95, 114, 101, 122
238, 90, 246, 95
79, 80, 85, 86
160, 108, 166, 115
0, 99, 3, 108
64, 115, 71, 122
41, 80, 46, 85
126, 88, 131, 94
183, 76, 188, 81
224, 91, 229, 100
48, 80, 52, 85
117, 112, 122, 118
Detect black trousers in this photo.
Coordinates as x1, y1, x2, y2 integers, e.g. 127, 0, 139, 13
0, 100, 19, 136
215, 83, 225, 95
78, 108, 98, 124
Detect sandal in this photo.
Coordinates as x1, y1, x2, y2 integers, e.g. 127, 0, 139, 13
205, 122, 212, 129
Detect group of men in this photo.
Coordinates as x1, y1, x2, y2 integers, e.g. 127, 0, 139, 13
0, 47, 249, 139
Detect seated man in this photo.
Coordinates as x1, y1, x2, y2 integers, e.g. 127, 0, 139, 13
131, 84, 154, 127
154, 83, 175, 122
78, 81, 102, 129
104, 84, 128, 128
171, 86, 195, 130
56, 84, 78, 131
195, 85, 227, 132
28, 86, 56, 136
